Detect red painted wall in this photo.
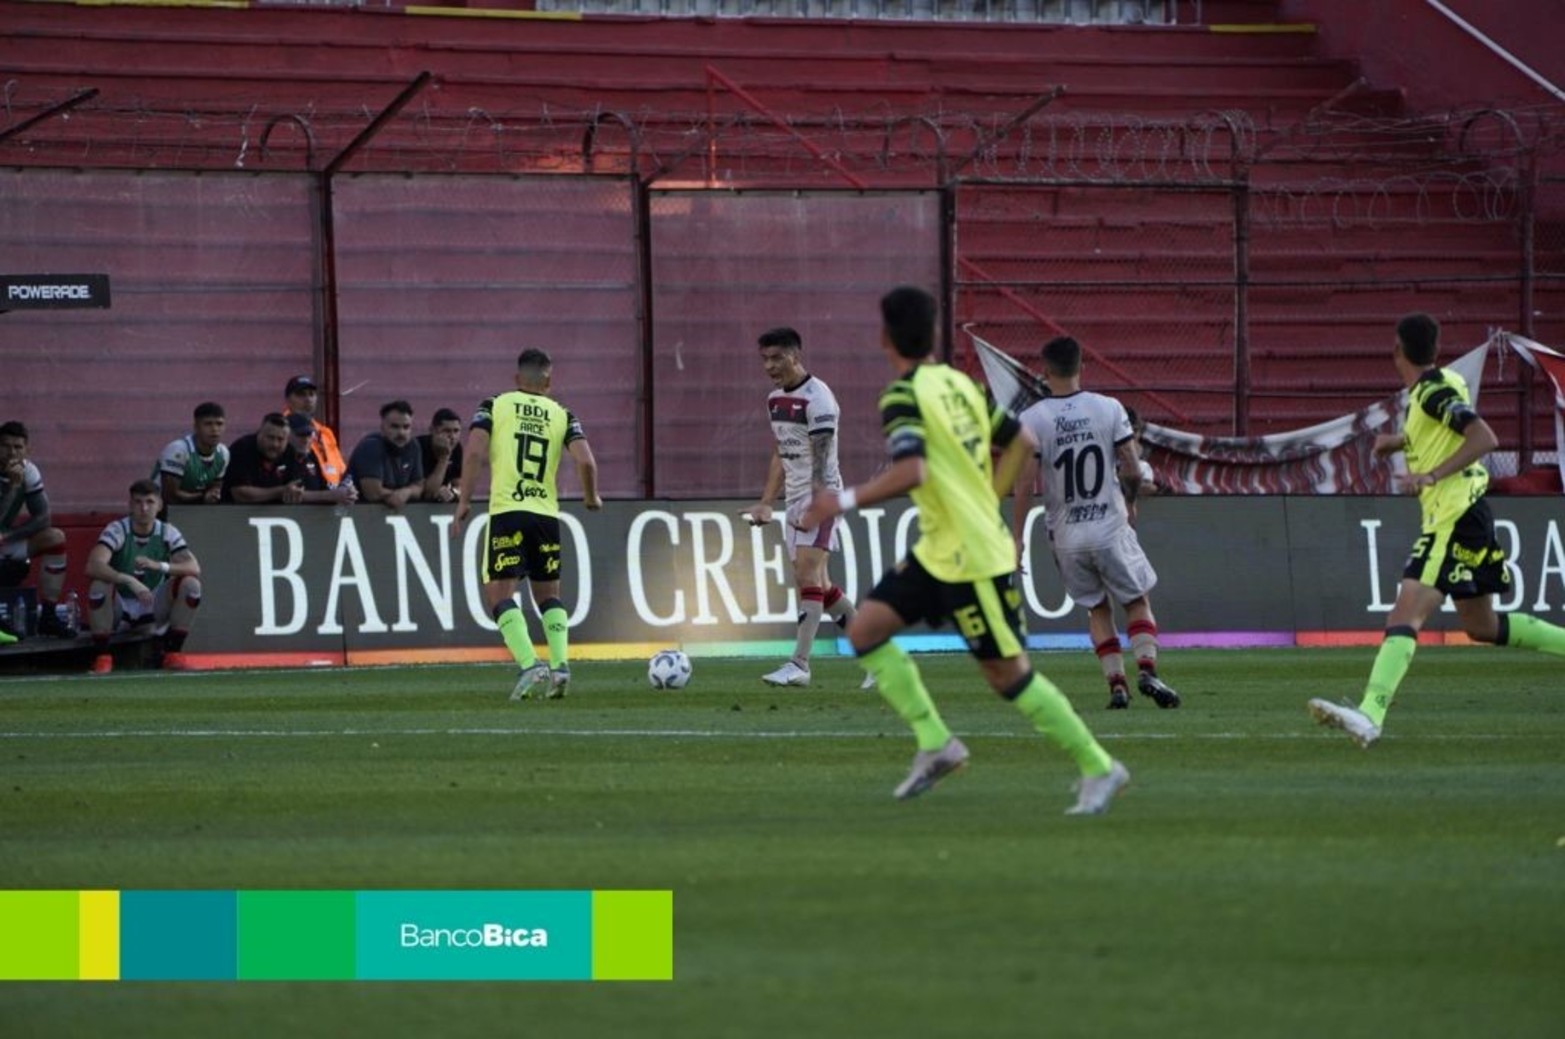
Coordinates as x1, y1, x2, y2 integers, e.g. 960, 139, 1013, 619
1280, 0, 1564, 108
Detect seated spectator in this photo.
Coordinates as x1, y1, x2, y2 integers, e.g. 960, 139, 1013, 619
283, 375, 347, 488
85, 479, 202, 673
154, 401, 230, 506
417, 407, 465, 503
349, 400, 424, 511
0, 420, 73, 637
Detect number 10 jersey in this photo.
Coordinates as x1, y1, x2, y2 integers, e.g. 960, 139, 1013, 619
1016, 390, 1134, 552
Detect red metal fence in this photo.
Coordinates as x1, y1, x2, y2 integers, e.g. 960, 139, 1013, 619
3, 103, 1562, 509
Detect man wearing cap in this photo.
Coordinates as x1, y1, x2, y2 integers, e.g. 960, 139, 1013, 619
283, 375, 347, 489
284, 413, 357, 504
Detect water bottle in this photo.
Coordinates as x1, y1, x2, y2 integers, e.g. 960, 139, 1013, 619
64, 590, 80, 633
334, 474, 356, 518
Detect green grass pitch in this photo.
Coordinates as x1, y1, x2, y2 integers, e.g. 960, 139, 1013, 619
1, 647, 1562, 1038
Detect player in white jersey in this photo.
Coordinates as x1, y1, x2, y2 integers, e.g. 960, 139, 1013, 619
1012, 336, 1180, 710
742, 327, 870, 688
0, 420, 73, 638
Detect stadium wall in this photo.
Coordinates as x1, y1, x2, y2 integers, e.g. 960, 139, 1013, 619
1279, 0, 1565, 111
160, 497, 1565, 667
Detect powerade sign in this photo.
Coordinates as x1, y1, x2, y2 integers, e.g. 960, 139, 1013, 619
0, 273, 111, 309
169, 498, 1565, 655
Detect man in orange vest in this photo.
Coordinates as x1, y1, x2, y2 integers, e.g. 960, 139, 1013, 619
283, 375, 347, 489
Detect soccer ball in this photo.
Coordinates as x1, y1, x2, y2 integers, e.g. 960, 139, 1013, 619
647, 649, 692, 690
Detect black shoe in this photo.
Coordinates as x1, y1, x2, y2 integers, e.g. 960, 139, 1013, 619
35, 607, 77, 638
1107, 684, 1131, 710
1138, 671, 1181, 709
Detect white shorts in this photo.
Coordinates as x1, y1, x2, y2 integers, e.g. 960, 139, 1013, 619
111, 578, 183, 630
1052, 527, 1157, 609
0, 537, 28, 563
784, 502, 840, 560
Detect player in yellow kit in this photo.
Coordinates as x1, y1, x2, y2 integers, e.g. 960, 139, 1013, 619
1309, 313, 1565, 747
456, 349, 601, 701
802, 287, 1128, 815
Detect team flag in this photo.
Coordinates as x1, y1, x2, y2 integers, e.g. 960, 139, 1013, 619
970, 331, 1490, 495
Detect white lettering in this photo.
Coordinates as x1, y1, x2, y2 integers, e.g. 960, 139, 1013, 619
250, 517, 307, 635
893, 506, 920, 564
1018, 506, 1074, 619
627, 510, 683, 626
6, 283, 91, 300
388, 515, 454, 632
1493, 519, 1524, 612
1535, 519, 1565, 611
399, 921, 549, 948
462, 513, 497, 631
685, 512, 745, 625
858, 507, 888, 587
557, 510, 591, 626
318, 518, 388, 635
1361, 519, 1394, 613
834, 515, 859, 604
749, 521, 795, 624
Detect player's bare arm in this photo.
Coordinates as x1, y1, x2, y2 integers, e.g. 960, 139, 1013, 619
569, 438, 602, 510
800, 454, 924, 529
1395, 415, 1498, 494
992, 423, 1037, 499
1373, 431, 1407, 456
1009, 448, 1040, 539
1115, 438, 1142, 520
453, 426, 490, 534
809, 430, 833, 487
4, 487, 54, 543
159, 471, 199, 505
135, 547, 200, 580
87, 542, 153, 607
421, 448, 452, 502
743, 446, 784, 526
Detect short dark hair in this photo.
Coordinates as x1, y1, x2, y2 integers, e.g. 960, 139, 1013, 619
128, 478, 161, 498
0, 420, 27, 441
517, 348, 552, 374
380, 400, 413, 419
1396, 313, 1441, 366
260, 411, 288, 430
432, 407, 461, 426
879, 286, 938, 359
757, 327, 802, 350
1041, 336, 1083, 377
194, 401, 225, 421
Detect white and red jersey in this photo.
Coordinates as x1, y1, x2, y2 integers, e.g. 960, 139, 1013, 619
1017, 391, 1135, 552
768, 374, 843, 511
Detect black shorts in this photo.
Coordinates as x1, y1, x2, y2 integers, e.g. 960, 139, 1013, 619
483, 511, 563, 584
1403, 497, 1511, 600
868, 553, 1026, 661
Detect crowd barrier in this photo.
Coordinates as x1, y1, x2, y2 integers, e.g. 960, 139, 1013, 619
152, 497, 1565, 667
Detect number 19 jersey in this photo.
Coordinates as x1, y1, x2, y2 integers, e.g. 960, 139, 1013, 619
1017, 391, 1133, 552
471, 390, 585, 518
